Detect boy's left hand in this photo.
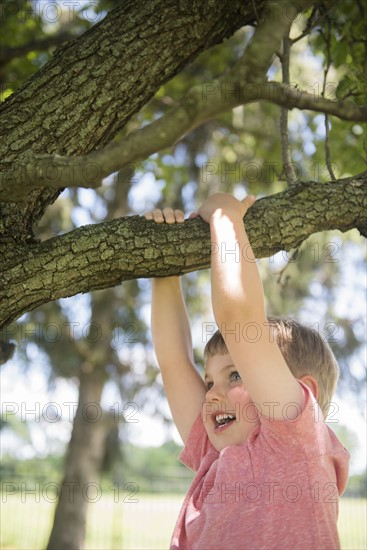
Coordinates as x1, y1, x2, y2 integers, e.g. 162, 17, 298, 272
143, 194, 255, 225
144, 207, 198, 224
144, 207, 185, 224
198, 193, 256, 223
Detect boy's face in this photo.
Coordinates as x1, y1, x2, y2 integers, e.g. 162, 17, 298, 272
202, 353, 260, 452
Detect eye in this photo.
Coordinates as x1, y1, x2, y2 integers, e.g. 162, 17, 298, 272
230, 371, 241, 382
206, 381, 213, 390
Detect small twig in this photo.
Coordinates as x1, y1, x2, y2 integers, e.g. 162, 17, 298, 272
280, 36, 298, 185
321, 21, 336, 181
250, 0, 260, 25
276, 249, 300, 287
324, 114, 336, 180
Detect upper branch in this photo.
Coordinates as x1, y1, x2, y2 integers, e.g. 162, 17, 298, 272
2, 1, 363, 203
261, 82, 367, 121
1, 76, 365, 203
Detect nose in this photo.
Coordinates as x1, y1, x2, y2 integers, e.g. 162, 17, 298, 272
206, 382, 225, 402
203, 383, 226, 423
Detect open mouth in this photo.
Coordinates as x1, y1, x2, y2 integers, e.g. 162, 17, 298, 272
213, 413, 236, 431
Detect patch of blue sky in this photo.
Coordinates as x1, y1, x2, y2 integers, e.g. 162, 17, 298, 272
58, 293, 92, 329
161, 154, 175, 166
181, 181, 197, 212
79, 188, 107, 217
70, 189, 107, 226
128, 172, 164, 213
195, 153, 208, 167
313, 114, 327, 140
71, 205, 93, 226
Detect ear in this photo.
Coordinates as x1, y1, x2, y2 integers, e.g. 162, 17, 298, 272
299, 375, 319, 401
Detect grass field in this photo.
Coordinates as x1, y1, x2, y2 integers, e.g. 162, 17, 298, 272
0, 494, 366, 549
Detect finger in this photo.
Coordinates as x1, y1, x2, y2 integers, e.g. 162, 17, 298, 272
162, 207, 176, 224
188, 212, 199, 219
152, 208, 165, 223
174, 209, 185, 223
241, 195, 256, 209
144, 212, 154, 220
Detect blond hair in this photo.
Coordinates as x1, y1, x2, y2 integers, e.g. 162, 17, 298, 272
204, 316, 339, 418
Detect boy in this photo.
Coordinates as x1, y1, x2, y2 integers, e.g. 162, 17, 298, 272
144, 194, 349, 549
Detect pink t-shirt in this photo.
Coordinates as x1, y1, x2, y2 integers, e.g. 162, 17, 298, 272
171, 384, 349, 550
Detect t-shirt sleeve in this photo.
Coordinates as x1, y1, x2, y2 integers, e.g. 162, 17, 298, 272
258, 381, 346, 459
257, 381, 350, 495
258, 381, 323, 441
178, 414, 215, 472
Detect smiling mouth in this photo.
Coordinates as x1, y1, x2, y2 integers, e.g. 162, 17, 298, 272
214, 413, 236, 431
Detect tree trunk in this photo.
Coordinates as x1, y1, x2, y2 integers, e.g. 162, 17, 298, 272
45, 202, 130, 549
46, 370, 106, 550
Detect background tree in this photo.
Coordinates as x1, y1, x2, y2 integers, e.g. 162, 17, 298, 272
0, 0, 366, 548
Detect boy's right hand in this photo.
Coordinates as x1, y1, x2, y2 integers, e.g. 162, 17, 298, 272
144, 208, 197, 224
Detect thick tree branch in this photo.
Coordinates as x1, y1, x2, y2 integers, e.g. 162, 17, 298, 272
1, 172, 366, 330
2, 76, 365, 203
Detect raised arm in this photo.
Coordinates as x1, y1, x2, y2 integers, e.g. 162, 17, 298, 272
147, 209, 206, 442
198, 193, 303, 419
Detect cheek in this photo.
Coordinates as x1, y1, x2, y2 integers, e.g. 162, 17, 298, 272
228, 386, 252, 406
229, 387, 259, 424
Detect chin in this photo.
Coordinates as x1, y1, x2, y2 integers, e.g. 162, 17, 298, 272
209, 434, 245, 452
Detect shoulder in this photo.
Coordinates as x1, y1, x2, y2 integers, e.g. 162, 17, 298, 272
255, 383, 349, 466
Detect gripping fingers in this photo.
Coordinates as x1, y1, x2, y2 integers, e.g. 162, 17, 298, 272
174, 209, 185, 223
162, 208, 184, 224
144, 209, 164, 223
144, 210, 161, 222
241, 195, 256, 214
162, 207, 175, 224
144, 208, 185, 223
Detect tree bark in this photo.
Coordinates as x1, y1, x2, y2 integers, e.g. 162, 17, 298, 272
1, 173, 366, 331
